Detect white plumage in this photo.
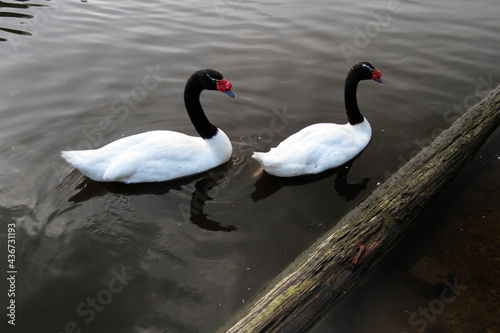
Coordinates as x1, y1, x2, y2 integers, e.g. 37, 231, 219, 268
252, 121, 371, 177
61, 69, 236, 183
61, 130, 231, 183
252, 62, 382, 177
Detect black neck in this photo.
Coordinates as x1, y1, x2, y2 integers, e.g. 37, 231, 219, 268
184, 77, 218, 139
344, 71, 364, 125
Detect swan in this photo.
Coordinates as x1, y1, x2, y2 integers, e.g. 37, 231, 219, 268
252, 62, 382, 177
61, 69, 236, 183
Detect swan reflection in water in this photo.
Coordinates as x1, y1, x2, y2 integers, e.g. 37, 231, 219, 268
66, 161, 236, 232
65, 155, 369, 232
251, 159, 370, 202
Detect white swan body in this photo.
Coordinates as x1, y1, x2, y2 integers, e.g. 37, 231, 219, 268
61, 129, 231, 183
252, 62, 382, 177
61, 69, 236, 183
252, 120, 371, 177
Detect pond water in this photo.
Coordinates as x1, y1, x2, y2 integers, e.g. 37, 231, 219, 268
0, 0, 498, 332
311, 128, 500, 333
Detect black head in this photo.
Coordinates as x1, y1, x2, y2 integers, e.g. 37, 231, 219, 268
195, 69, 236, 97
352, 62, 383, 84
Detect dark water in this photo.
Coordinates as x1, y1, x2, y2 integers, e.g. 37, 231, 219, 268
312, 128, 500, 333
0, 0, 499, 332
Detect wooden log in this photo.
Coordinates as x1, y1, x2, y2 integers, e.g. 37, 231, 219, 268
218, 85, 500, 333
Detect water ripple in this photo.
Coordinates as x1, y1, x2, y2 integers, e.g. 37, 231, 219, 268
0, 0, 48, 41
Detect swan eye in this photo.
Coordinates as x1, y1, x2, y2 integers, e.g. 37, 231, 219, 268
361, 63, 375, 72
206, 73, 220, 83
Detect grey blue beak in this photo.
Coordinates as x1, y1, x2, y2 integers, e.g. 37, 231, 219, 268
223, 90, 236, 98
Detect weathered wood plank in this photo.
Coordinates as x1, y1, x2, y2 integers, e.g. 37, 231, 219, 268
219, 85, 500, 333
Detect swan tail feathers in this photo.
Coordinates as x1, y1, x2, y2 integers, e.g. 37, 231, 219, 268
251, 152, 265, 164
61, 150, 83, 167
60, 150, 99, 171
251, 152, 282, 176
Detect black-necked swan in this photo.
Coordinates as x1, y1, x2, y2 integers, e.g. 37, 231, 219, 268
252, 62, 382, 177
61, 69, 236, 183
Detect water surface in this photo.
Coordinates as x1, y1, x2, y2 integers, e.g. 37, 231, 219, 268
0, 0, 499, 332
